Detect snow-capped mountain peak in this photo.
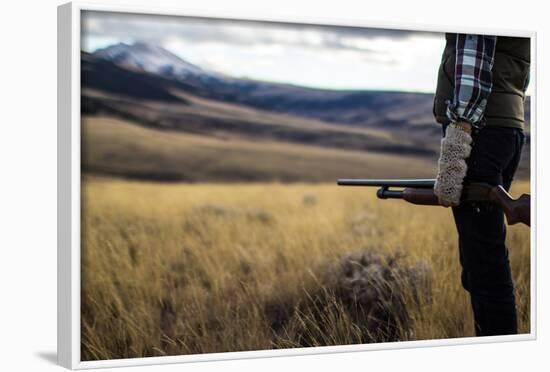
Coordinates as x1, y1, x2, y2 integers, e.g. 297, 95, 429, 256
93, 42, 220, 80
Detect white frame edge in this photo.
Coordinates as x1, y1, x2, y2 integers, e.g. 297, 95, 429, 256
57, 1, 537, 370
529, 28, 537, 344
58, 2, 75, 369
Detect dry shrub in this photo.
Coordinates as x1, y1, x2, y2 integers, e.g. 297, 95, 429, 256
193, 204, 274, 224
267, 250, 432, 347
302, 194, 318, 206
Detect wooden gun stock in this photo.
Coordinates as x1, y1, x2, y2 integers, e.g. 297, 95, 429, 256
398, 187, 530, 227
489, 186, 530, 226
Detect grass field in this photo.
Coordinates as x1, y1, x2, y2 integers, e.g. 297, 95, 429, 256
81, 178, 531, 360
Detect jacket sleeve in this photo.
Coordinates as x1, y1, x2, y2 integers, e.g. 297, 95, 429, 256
446, 34, 497, 128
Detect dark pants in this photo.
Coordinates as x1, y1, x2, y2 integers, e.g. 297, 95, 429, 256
442, 124, 525, 336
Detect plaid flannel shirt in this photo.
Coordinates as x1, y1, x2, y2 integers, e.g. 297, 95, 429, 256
446, 34, 497, 128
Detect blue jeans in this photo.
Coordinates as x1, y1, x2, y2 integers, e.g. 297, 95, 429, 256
442, 124, 526, 336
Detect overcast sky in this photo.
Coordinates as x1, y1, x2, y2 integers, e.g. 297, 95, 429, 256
81, 11, 530, 94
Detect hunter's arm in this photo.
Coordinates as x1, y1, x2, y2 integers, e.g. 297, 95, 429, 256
446, 34, 498, 128
434, 34, 498, 207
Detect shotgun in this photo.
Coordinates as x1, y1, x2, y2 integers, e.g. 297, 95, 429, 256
337, 179, 530, 227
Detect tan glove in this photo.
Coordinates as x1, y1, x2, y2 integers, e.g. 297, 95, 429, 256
434, 122, 473, 207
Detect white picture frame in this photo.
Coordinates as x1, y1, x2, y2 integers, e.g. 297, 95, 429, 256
57, 1, 537, 369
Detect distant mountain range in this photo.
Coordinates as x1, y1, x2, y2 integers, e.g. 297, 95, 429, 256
90, 42, 440, 133
81, 42, 530, 181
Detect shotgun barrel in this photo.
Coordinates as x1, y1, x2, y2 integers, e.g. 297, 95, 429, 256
337, 179, 435, 188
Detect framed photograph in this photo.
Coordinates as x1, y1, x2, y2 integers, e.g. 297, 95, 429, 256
58, 1, 536, 369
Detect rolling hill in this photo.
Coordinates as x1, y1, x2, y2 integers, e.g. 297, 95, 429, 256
82, 116, 437, 182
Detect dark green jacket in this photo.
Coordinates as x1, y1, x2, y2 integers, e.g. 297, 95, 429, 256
433, 34, 530, 129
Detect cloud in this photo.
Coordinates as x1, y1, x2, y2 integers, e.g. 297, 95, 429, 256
81, 10, 441, 55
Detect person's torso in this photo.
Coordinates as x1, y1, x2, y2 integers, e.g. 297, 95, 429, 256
433, 33, 530, 129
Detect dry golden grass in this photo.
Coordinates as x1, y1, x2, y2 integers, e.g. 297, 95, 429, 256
81, 179, 530, 360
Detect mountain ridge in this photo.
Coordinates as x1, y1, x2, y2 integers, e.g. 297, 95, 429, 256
90, 43, 439, 131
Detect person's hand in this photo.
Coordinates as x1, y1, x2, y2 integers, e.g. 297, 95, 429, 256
434, 122, 473, 207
